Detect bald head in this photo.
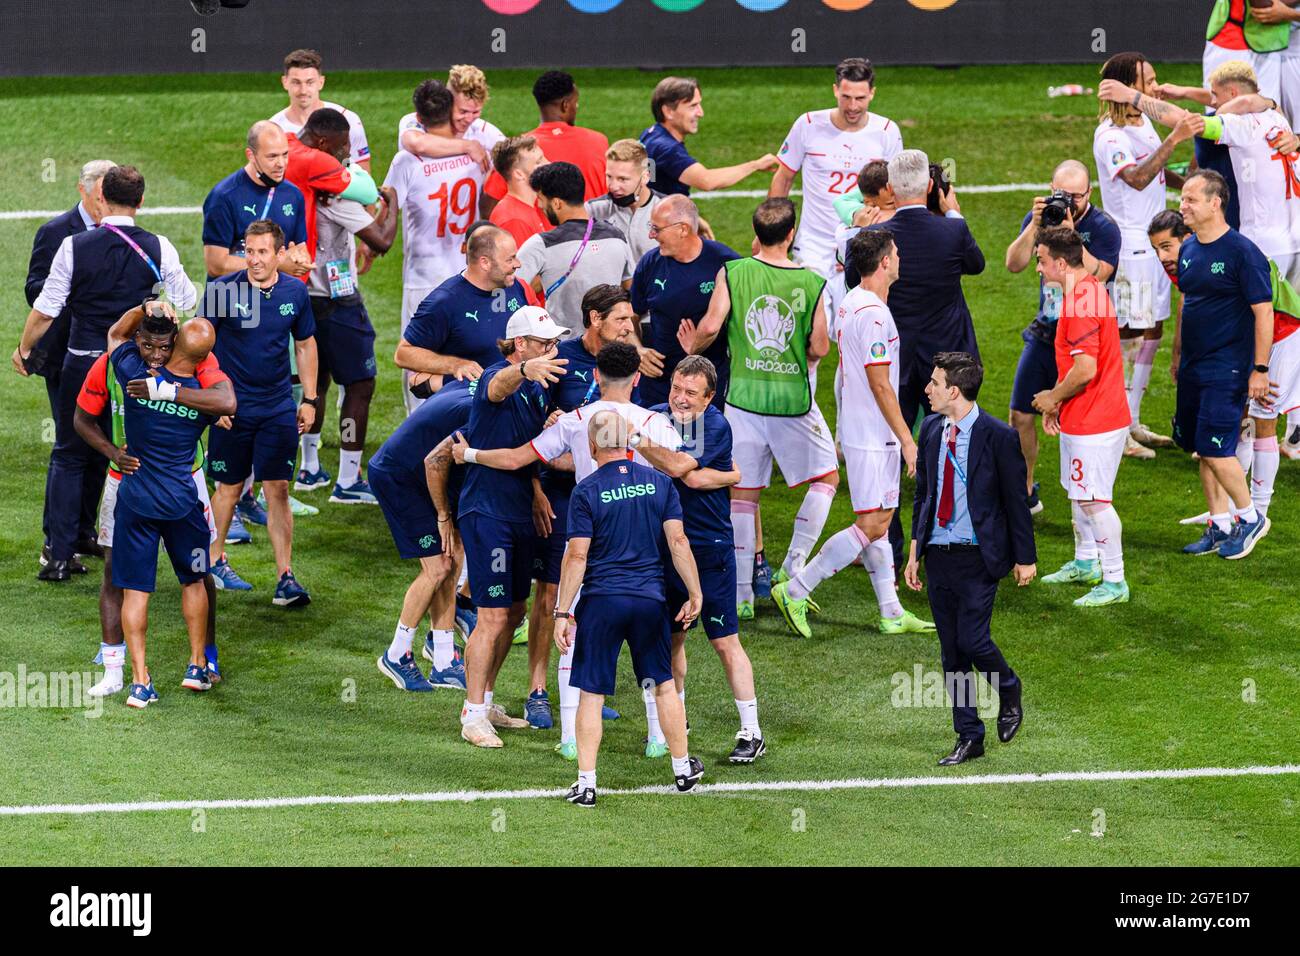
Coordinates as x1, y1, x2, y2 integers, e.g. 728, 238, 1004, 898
588, 409, 630, 461
173, 318, 216, 370
245, 121, 290, 184
659, 194, 699, 231
1052, 159, 1091, 196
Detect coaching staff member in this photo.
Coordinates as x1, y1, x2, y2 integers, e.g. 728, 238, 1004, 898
552, 410, 704, 806
904, 352, 1036, 766
20, 159, 115, 570
17, 165, 197, 582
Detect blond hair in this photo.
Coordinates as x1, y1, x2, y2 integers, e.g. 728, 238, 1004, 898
606, 138, 648, 169
1208, 60, 1259, 94
448, 64, 489, 103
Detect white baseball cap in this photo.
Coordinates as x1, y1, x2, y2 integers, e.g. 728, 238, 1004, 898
505, 305, 571, 341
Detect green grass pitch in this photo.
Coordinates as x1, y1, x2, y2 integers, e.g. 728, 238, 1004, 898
0, 64, 1297, 866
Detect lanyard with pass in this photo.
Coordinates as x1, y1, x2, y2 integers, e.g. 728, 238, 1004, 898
545, 217, 595, 298
943, 427, 968, 487
260, 186, 277, 221
100, 223, 162, 281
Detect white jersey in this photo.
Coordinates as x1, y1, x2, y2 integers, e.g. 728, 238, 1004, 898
836, 286, 900, 451
383, 149, 488, 291
271, 102, 370, 165
529, 400, 682, 482
398, 112, 505, 157
778, 109, 903, 273
1094, 117, 1167, 253
1211, 109, 1300, 257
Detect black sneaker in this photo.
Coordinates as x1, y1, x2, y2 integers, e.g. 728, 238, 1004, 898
565, 783, 596, 807
728, 730, 767, 764
674, 755, 705, 792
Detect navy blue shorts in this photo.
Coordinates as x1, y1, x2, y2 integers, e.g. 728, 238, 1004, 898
667, 542, 738, 639
460, 512, 535, 608
531, 486, 569, 585
370, 461, 444, 560
1009, 333, 1058, 415
1173, 377, 1247, 458
312, 296, 377, 386
110, 498, 210, 592
207, 405, 299, 484
570, 593, 672, 696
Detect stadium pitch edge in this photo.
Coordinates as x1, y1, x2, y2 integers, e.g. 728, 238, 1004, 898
4, 763, 1298, 818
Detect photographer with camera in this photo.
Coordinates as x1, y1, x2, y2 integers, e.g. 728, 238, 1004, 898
1005, 160, 1121, 514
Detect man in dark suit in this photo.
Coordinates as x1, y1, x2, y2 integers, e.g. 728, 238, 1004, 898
19, 160, 115, 571
905, 352, 1036, 766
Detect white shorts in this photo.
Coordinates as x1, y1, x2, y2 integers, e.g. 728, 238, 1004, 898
844, 445, 900, 513
1250, 329, 1300, 418
1204, 42, 1282, 104
1059, 426, 1128, 502
1281, 54, 1300, 130
98, 471, 217, 548
401, 282, 439, 415
1112, 249, 1171, 329
726, 402, 839, 489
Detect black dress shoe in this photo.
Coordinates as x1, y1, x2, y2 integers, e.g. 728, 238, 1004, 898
75, 537, 105, 559
38, 560, 72, 582
938, 738, 985, 766
998, 701, 1023, 743
42, 545, 88, 574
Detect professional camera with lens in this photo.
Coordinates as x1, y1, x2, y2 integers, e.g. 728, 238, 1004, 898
1040, 191, 1074, 228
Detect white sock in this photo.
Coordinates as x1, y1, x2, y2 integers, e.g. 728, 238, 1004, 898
1211, 512, 1232, 534
864, 536, 904, 619
644, 686, 665, 743
430, 628, 455, 669
300, 433, 321, 473
558, 644, 578, 744
1230, 501, 1259, 525
671, 755, 692, 776
1127, 338, 1157, 425
1071, 500, 1098, 562
788, 524, 868, 600
388, 622, 416, 660
461, 700, 487, 725
457, 562, 468, 589
781, 482, 836, 577
732, 501, 757, 604
1251, 437, 1279, 515
1087, 505, 1125, 583
1236, 432, 1255, 474
338, 448, 362, 488
1120, 336, 1140, 381
577, 769, 596, 791
735, 697, 760, 736
484, 690, 494, 708
241, 474, 255, 497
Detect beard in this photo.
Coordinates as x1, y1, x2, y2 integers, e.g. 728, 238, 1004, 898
543, 205, 560, 227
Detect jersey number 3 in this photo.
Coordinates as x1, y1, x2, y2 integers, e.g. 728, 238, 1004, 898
427, 178, 479, 237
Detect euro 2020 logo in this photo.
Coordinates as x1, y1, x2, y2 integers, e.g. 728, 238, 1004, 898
743, 294, 796, 358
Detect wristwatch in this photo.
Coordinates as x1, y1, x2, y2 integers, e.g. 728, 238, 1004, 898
520, 359, 529, 379
300, 395, 319, 407
552, 610, 573, 620
1254, 364, 1269, 373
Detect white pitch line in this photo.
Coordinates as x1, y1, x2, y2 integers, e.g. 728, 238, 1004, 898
2, 763, 1295, 818
0, 182, 1077, 223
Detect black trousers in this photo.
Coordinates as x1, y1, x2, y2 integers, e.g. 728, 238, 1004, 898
45, 352, 108, 560
924, 545, 1019, 743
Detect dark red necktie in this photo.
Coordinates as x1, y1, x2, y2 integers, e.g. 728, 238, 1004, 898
937, 424, 956, 528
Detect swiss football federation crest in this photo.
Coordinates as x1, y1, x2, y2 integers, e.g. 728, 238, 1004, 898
743, 294, 796, 356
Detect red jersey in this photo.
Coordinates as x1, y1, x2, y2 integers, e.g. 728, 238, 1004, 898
285, 133, 353, 279
78, 351, 228, 478
484, 122, 609, 202
1055, 274, 1131, 435
490, 193, 551, 249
